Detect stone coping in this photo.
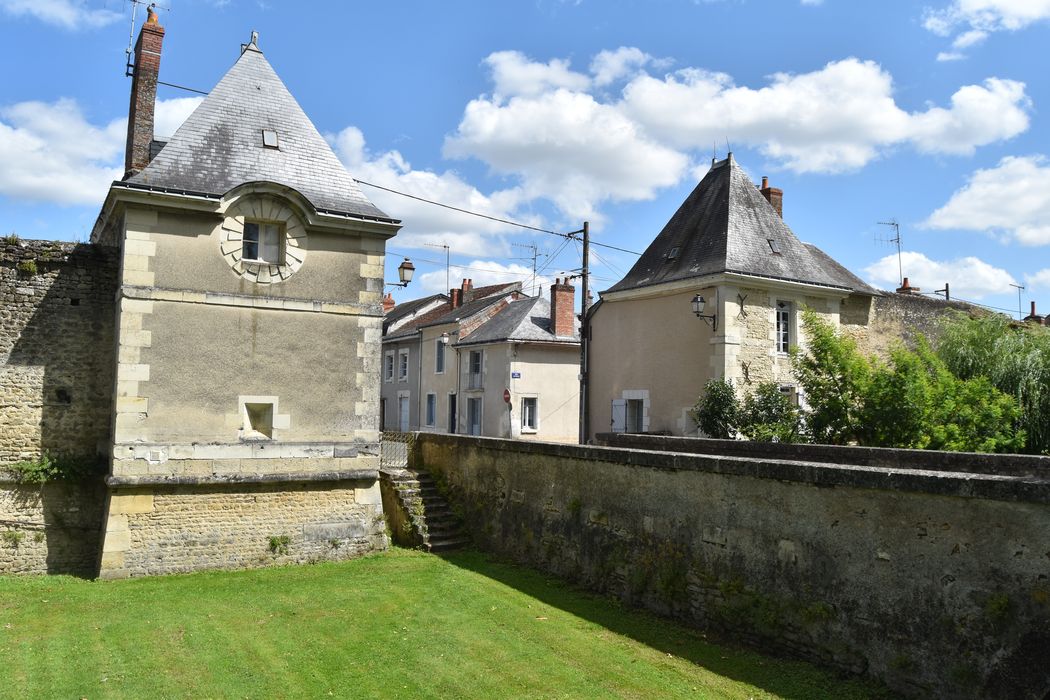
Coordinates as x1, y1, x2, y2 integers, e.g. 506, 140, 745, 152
595, 433, 1050, 477
415, 433, 1050, 506
105, 469, 378, 488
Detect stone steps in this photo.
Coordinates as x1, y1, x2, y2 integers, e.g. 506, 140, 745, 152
387, 468, 468, 553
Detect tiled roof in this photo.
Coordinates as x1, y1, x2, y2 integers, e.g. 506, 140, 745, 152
385, 293, 448, 328
127, 38, 392, 221
457, 297, 580, 346
604, 154, 878, 295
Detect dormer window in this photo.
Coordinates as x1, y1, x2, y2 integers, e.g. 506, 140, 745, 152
768, 239, 781, 254
243, 221, 282, 263
262, 129, 279, 149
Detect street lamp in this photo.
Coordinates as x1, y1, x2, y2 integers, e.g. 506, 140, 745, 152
691, 294, 717, 331
386, 258, 415, 288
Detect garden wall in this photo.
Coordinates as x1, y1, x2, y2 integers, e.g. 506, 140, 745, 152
415, 433, 1050, 699
0, 240, 118, 465
0, 477, 107, 576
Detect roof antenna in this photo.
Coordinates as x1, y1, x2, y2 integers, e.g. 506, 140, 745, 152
725, 136, 732, 158
876, 219, 903, 286
124, 1, 168, 77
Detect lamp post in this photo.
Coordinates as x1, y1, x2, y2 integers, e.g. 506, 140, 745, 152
691, 294, 718, 331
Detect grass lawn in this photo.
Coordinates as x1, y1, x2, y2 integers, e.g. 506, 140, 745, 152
0, 548, 887, 699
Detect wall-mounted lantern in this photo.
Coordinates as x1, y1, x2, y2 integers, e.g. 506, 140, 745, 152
386, 258, 415, 288
691, 294, 718, 331
440, 332, 450, 345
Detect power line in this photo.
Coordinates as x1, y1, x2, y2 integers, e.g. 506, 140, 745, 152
356, 179, 643, 256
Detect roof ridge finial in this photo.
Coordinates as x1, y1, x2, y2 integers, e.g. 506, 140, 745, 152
241, 30, 260, 54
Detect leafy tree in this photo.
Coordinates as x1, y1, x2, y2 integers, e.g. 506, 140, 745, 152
936, 314, 1050, 454
738, 382, 803, 443
790, 309, 870, 444
690, 378, 738, 439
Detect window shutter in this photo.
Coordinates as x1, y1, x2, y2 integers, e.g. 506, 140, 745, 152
611, 399, 627, 433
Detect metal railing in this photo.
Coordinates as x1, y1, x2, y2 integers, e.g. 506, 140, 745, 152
380, 431, 413, 469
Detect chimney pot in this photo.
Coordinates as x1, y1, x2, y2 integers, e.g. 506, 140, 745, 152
759, 178, 783, 218
761, 176, 769, 188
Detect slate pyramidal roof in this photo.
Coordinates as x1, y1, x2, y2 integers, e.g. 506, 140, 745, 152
604, 154, 878, 296
122, 36, 394, 223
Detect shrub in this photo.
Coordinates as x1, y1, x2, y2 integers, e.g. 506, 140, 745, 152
738, 382, 803, 443
16, 259, 37, 276
690, 378, 738, 439
5, 453, 101, 484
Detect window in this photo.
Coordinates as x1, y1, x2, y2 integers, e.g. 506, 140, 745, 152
521, 397, 538, 432
384, 351, 394, 382
768, 238, 781, 254
467, 397, 482, 436
425, 393, 436, 427
243, 402, 274, 439
776, 301, 792, 354
243, 221, 282, 264
262, 129, 279, 149
398, 349, 410, 381
435, 338, 445, 374
448, 394, 457, 434
468, 350, 483, 389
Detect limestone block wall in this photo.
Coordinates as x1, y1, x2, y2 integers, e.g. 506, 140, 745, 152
845, 291, 981, 359
0, 240, 118, 465
0, 478, 107, 576
415, 433, 1050, 699
99, 478, 387, 578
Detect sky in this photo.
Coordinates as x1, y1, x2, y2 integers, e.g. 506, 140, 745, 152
1, 0, 1049, 318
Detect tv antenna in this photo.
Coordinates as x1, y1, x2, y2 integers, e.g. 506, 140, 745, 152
876, 219, 903, 286
511, 242, 546, 296
424, 242, 451, 293
1009, 283, 1025, 320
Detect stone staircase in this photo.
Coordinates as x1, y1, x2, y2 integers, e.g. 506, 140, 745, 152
386, 468, 470, 553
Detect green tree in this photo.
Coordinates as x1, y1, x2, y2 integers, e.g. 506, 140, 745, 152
738, 382, 803, 443
936, 314, 1050, 454
690, 378, 739, 439
790, 310, 870, 444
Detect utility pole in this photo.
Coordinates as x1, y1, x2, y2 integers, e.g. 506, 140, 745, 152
424, 242, 451, 293
577, 221, 590, 445
1010, 283, 1025, 320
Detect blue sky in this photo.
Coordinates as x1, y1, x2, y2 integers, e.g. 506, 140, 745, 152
2, 0, 1049, 317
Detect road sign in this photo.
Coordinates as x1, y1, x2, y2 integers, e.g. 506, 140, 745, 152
503, 388, 511, 403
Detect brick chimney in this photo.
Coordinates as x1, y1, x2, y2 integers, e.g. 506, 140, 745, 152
1024, 301, 1044, 324
896, 277, 920, 295
549, 277, 576, 337
460, 278, 474, 303
759, 176, 783, 218
449, 288, 461, 309
124, 5, 165, 178
382, 293, 395, 314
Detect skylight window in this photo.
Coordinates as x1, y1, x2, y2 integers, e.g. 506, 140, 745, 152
262, 129, 279, 149
768, 239, 781, 254
666, 246, 680, 261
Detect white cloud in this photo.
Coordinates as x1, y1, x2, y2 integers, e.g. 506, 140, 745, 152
484, 51, 590, 99
1025, 268, 1050, 291
154, 97, 204, 139
445, 88, 688, 222
864, 251, 1017, 299
620, 58, 1028, 173
0, 97, 204, 206
936, 51, 966, 61
0, 0, 120, 29
331, 126, 532, 253
800, 0, 824, 5
923, 1, 1050, 57
925, 155, 1050, 246
590, 47, 653, 87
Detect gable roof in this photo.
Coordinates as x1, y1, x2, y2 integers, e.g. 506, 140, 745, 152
604, 154, 877, 296
384, 293, 448, 333
126, 38, 392, 222
457, 297, 580, 347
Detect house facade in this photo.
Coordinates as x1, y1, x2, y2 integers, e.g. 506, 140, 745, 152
588, 154, 878, 439
383, 279, 580, 442
91, 15, 399, 577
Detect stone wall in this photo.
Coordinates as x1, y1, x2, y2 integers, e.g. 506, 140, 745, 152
414, 433, 1050, 699
99, 477, 387, 578
846, 290, 982, 359
0, 478, 107, 576
0, 240, 118, 465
